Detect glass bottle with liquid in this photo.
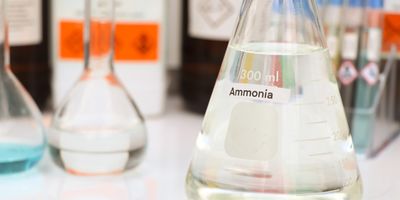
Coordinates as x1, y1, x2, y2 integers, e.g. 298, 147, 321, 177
352, 0, 384, 154
185, 0, 363, 199
48, 0, 147, 175
337, 0, 365, 121
0, 0, 45, 174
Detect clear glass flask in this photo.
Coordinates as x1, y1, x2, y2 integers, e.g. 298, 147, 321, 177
185, 0, 363, 199
48, 0, 147, 175
0, 0, 45, 174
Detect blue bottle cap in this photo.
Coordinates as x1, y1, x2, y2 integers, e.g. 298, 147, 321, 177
329, 0, 343, 6
316, 0, 324, 5
272, 0, 319, 20
368, 0, 383, 9
273, 0, 313, 14
348, 0, 365, 7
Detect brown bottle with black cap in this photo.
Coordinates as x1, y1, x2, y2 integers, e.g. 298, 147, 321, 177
7, 0, 50, 110
181, 0, 242, 113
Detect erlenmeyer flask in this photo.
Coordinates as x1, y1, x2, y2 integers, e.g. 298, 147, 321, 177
48, 0, 147, 175
186, 0, 362, 199
0, 0, 45, 174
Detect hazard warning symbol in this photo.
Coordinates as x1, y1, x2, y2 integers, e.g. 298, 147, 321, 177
361, 62, 380, 86
59, 20, 159, 62
60, 21, 84, 59
115, 23, 159, 61
338, 61, 358, 85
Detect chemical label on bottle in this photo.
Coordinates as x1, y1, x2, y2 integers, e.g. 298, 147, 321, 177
60, 21, 159, 61
361, 62, 380, 85
56, 0, 161, 62
367, 28, 382, 62
7, 0, 42, 46
225, 102, 279, 161
327, 35, 339, 57
341, 32, 359, 60
384, 0, 400, 11
115, 24, 159, 61
338, 61, 358, 85
382, 13, 400, 54
189, 0, 242, 41
227, 83, 291, 104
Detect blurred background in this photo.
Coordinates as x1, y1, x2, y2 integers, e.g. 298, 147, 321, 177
1, 0, 400, 199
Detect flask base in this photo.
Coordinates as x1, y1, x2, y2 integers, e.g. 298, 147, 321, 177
49, 145, 145, 176
186, 172, 362, 200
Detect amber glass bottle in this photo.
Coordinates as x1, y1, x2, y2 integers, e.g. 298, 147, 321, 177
7, 0, 50, 110
181, 0, 241, 113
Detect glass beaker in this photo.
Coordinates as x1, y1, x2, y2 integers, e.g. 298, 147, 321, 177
48, 0, 147, 175
0, 0, 45, 174
185, 0, 362, 199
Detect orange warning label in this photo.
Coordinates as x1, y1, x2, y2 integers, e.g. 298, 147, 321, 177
59, 20, 159, 61
115, 23, 159, 61
382, 13, 400, 54
60, 21, 84, 59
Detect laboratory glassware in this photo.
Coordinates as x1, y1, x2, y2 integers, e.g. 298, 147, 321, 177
323, 0, 344, 73
352, 0, 384, 154
48, 0, 147, 175
0, 0, 45, 174
185, 0, 363, 199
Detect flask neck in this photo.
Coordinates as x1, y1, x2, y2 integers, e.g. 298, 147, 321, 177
84, 0, 115, 75
232, 0, 325, 49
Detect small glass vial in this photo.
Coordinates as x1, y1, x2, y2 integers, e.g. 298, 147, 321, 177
0, 0, 45, 174
48, 0, 147, 175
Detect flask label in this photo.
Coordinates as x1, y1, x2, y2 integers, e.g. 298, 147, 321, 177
225, 102, 279, 161
227, 83, 291, 104
7, 0, 42, 46
189, 0, 241, 41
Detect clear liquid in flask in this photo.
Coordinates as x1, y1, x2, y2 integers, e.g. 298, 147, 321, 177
48, 0, 147, 175
186, 43, 362, 200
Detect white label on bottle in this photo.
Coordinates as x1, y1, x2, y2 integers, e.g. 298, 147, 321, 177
0, 20, 4, 44
341, 32, 359, 60
7, 0, 42, 46
189, 0, 241, 41
227, 83, 291, 104
367, 28, 382, 62
384, 0, 400, 12
225, 102, 279, 161
115, 0, 164, 22
326, 35, 339, 57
